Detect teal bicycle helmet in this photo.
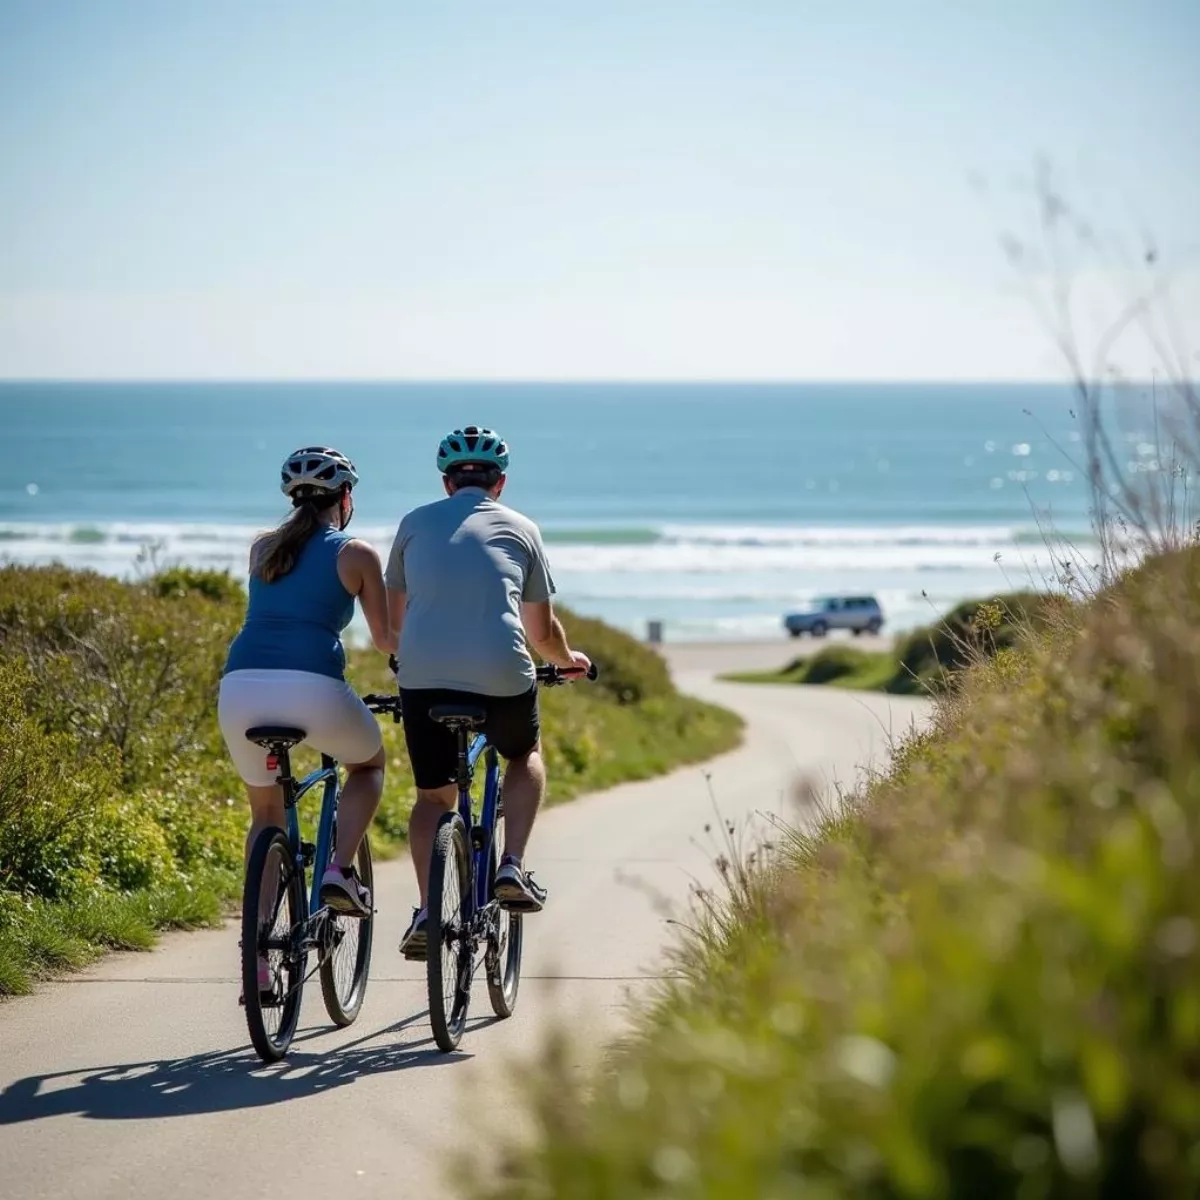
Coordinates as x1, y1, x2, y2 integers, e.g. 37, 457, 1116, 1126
437, 426, 510, 474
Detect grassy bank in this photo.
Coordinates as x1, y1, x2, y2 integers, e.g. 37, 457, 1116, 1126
470, 550, 1200, 1197
0, 564, 740, 997
725, 592, 1053, 695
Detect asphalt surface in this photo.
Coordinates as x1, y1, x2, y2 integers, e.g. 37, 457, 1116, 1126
0, 664, 930, 1200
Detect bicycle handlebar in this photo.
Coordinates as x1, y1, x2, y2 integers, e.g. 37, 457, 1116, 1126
363, 661, 598, 721
534, 662, 599, 686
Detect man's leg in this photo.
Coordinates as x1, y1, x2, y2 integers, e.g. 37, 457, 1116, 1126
489, 687, 548, 911
499, 742, 545, 863
409, 784, 458, 909
398, 688, 462, 918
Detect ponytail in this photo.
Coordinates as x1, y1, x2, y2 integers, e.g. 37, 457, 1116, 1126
253, 495, 338, 583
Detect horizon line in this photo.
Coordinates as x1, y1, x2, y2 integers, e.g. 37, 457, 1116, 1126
0, 376, 1166, 388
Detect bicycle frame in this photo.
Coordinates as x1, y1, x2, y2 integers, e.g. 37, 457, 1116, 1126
278, 754, 341, 918
455, 733, 502, 921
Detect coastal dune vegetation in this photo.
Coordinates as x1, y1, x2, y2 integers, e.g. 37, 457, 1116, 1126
0, 564, 741, 996
465, 546, 1200, 1195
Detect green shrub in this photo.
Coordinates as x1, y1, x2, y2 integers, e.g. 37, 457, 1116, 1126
471, 550, 1200, 1199
0, 660, 178, 900
797, 644, 871, 684
891, 590, 1056, 693
0, 564, 241, 787
150, 566, 246, 605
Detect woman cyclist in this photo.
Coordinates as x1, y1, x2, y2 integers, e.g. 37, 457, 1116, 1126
219, 446, 393, 991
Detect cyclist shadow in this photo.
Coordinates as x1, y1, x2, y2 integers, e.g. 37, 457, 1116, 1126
0, 1010, 499, 1126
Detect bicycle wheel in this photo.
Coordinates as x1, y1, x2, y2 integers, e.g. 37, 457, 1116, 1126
427, 811, 473, 1052
241, 827, 306, 1063
485, 806, 523, 1018
319, 831, 375, 1027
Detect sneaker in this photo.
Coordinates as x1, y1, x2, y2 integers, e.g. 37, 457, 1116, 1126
320, 864, 372, 918
399, 908, 428, 961
493, 858, 548, 913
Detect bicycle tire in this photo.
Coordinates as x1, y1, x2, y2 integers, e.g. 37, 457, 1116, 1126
319, 832, 375, 1027
241, 827, 306, 1063
427, 811, 473, 1052
485, 807, 523, 1018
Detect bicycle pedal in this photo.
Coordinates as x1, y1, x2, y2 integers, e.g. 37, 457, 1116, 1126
300, 841, 316, 866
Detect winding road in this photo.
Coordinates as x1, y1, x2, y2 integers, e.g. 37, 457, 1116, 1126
0, 654, 929, 1200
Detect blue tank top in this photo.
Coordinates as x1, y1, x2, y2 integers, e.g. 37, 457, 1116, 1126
223, 527, 356, 680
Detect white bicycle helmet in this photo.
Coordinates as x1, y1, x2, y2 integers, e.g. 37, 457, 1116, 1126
280, 446, 359, 501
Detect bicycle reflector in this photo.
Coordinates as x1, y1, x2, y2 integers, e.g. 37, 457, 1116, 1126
266, 754, 279, 771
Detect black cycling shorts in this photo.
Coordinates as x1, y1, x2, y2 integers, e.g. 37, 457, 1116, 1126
399, 686, 540, 790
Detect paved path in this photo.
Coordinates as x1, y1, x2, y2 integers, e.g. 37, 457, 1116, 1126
0, 671, 929, 1199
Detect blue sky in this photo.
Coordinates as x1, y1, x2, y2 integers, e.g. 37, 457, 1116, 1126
0, 0, 1196, 379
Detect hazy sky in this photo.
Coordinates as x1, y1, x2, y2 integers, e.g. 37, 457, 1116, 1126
1, 0, 1196, 380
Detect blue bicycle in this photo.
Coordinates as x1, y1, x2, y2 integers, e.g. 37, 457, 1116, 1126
366, 661, 597, 1053
239, 694, 394, 1063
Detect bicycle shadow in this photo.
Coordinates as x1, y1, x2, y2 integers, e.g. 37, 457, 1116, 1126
0, 1010, 498, 1126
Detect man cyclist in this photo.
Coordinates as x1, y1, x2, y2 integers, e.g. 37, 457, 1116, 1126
386, 425, 589, 959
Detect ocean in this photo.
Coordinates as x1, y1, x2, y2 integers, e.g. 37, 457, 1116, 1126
2, 381, 1117, 640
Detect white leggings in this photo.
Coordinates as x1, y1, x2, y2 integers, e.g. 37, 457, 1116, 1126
218, 669, 382, 787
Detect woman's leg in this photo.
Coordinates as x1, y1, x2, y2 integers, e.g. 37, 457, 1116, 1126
245, 784, 286, 938
245, 783, 286, 862
332, 744, 386, 868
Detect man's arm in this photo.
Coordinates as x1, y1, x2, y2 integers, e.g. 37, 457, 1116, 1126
521, 600, 590, 673
518, 521, 584, 670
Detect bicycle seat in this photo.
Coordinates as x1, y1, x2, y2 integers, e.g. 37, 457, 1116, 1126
429, 704, 487, 729
245, 725, 306, 750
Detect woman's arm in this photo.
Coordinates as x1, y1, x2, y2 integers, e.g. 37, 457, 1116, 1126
337, 541, 396, 654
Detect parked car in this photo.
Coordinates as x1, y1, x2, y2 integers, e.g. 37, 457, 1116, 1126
783, 595, 884, 638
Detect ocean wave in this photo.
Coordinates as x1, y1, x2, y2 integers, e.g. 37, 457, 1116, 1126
0, 518, 1099, 582
0, 519, 1092, 550
541, 526, 661, 546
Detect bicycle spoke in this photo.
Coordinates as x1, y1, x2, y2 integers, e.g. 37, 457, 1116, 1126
329, 914, 361, 1000
319, 833, 374, 1027
256, 842, 302, 1040
440, 867, 464, 1023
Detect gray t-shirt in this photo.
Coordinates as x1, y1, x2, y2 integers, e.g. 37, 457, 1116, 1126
385, 487, 556, 695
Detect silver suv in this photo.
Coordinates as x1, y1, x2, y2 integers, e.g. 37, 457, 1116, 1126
783, 595, 884, 638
